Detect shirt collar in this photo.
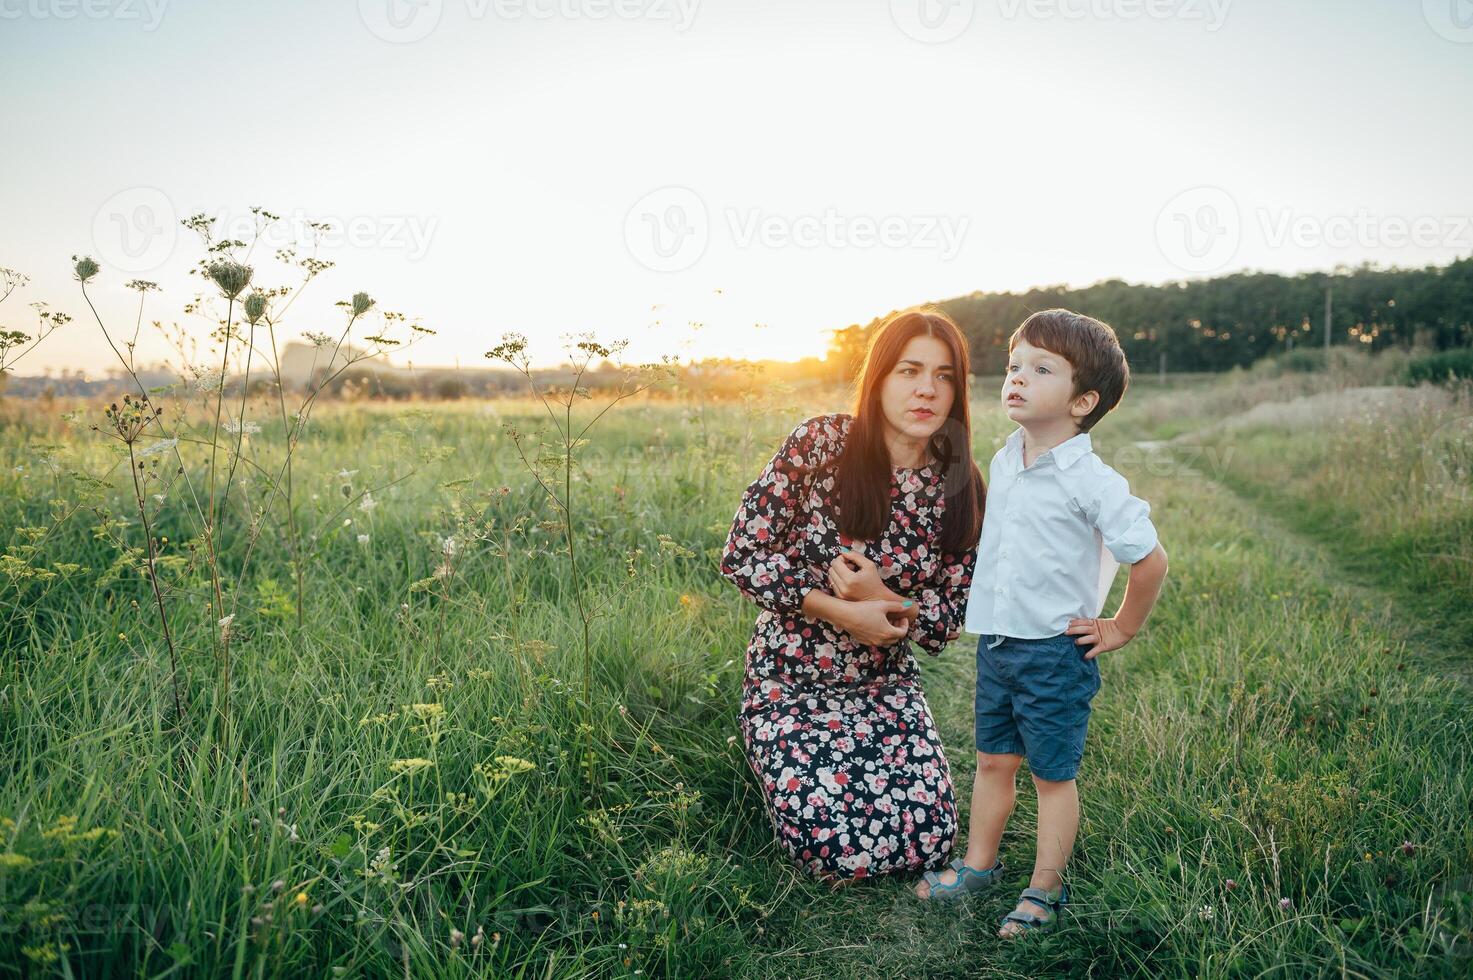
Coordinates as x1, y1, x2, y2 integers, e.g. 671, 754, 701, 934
1006, 427, 1093, 470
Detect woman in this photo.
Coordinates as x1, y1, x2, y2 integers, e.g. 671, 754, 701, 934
719, 308, 985, 886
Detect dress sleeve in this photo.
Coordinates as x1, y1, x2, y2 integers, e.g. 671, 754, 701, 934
909, 544, 978, 656
718, 418, 826, 618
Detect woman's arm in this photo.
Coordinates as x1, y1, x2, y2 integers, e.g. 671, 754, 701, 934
908, 546, 978, 656
803, 590, 911, 647
718, 419, 824, 618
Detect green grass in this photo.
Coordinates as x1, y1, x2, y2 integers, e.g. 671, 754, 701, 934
1130, 375, 1473, 673
0, 388, 1469, 978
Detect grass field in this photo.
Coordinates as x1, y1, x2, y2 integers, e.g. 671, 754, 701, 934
1, 360, 1470, 977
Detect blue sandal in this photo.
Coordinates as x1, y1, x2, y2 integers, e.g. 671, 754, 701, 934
999, 884, 1068, 935
917, 857, 1005, 901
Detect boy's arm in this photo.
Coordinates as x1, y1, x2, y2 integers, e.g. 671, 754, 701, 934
1068, 542, 1168, 658
1067, 464, 1166, 658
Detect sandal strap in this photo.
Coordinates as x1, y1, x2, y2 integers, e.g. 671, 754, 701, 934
920, 857, 1004, 900
1002, 909, 1053, 928
957, 857, 1004, 879
1019, 885, 1066, 907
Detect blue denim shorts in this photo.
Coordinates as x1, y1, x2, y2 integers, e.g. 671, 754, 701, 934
975, 632, 1102, 781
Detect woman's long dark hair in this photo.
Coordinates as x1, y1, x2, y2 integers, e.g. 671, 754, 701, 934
835, 308, 984, 555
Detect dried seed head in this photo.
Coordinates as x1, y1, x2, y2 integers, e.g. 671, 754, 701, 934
207, 260, 253, 300
244, 290, 269, 325
72, 255, 100, 283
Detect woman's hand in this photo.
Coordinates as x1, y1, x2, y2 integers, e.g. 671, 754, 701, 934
833, 598, 913, 647
828, 550, 888, 601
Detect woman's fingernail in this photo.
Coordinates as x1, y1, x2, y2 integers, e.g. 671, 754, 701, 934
903, 601, 913, 608
838, 546, 849, 552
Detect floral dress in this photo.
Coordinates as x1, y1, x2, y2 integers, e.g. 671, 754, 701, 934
719, 413, 978, 883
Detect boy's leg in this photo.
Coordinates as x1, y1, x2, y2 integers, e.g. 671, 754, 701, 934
998, 774, 1078, 936
966, 751, 1024, 868
914, 752, 1020, 897
998, 632, 1099, 934
915, 634, 1021, 899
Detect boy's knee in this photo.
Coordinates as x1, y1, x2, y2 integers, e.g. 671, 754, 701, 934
975, 751, 1024, 774
1030, 772, 1078, 791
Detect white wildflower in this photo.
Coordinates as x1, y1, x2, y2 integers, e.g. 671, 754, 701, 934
190, 369, 224, 392
357, 533, 371, 546
440, 535, 457, 558
137, 437, 178, 459
358, 491, 377, 513
224, 417, 261, 435
218, 613, 235, 642
1198, 905, 1215, 921
304, 331, 335, 349
336, 468, 358, 481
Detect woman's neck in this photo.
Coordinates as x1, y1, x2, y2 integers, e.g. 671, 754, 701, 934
883, 428, 931, 469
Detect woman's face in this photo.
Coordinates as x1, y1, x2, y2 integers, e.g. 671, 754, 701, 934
878, 333, 956, 450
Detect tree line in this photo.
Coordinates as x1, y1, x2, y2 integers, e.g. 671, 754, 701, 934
827, 257, 1473, 379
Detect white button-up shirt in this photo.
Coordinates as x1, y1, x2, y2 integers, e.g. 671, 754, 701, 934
963, 426, 1159, 639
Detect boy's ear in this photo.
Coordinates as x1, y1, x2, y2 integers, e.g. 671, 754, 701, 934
1071, 389, 1100, 421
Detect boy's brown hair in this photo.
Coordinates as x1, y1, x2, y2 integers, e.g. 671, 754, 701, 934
1008, 308, 1130, 433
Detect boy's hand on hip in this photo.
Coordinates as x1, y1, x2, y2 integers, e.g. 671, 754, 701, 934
1066, 617, 1134, 659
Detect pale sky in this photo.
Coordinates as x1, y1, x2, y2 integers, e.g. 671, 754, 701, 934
3, 0, 1471, 376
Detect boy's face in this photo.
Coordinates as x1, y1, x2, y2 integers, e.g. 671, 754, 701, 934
1003, 339, 1096, 429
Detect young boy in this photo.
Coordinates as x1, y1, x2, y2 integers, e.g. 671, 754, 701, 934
914, 309, 1169, 937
